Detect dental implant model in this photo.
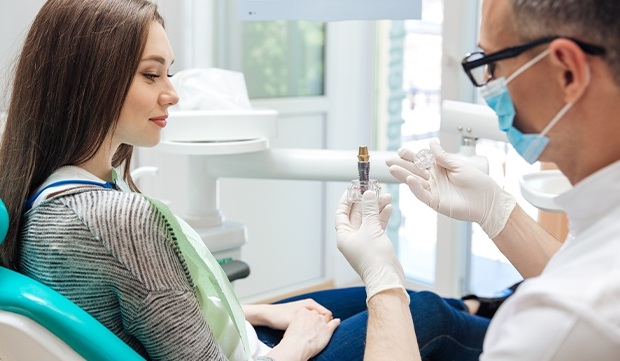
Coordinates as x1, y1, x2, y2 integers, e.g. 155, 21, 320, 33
348, 146, 381, 203
357, 146, 370, 192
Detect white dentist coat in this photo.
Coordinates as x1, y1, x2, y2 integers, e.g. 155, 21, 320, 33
481, 161, 620, 360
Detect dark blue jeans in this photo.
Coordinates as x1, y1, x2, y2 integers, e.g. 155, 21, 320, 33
255, 287, 490, 361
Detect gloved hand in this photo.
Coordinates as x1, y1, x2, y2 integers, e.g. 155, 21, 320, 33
335, 190, 408, 303
386, 140, 516, 239
347, 192, 394, 231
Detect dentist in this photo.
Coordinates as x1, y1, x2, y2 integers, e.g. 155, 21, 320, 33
339, 0, 620, 359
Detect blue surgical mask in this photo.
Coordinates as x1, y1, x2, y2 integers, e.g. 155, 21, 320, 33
480, 49, 574, 164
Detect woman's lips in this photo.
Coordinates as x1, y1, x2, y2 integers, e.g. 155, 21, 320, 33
149, 115, 167, 128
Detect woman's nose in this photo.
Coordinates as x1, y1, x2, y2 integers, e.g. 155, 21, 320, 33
161, 81, 180, 107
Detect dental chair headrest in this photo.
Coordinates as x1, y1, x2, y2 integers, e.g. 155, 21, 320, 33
0, 200, 8, 245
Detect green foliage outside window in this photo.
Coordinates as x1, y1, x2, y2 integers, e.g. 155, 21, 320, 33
242, 21, 325, 98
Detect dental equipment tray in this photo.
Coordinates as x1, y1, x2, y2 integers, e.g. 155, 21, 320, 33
162, 109, 278, 142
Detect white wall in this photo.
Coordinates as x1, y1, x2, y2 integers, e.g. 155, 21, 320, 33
0, 0, 45, 111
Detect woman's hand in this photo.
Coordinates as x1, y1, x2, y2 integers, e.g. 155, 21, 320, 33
267, 307, 340, 361
244, 299, 333, 330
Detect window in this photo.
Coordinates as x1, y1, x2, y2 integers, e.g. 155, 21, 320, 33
239, 21, 325, 99
380, 0, 443, 285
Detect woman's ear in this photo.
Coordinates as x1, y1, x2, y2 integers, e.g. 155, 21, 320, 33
548, 38, 590, 103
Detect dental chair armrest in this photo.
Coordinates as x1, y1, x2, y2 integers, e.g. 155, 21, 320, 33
0, 267, 145, 361
221, 260, 250, 282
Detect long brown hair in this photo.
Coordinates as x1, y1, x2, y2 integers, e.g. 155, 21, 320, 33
0, 0, 164, 269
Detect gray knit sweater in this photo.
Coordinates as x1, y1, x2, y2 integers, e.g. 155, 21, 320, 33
19, 187, 234, 360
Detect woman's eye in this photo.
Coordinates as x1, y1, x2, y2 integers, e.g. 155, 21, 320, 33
143, 73, 160, 81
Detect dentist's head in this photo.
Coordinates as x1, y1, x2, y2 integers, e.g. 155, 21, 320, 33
463, 0, 619, 181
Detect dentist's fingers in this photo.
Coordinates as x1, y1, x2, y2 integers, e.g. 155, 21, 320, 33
405, 175, 433, 209
335, 190, 355, 232
361, 190, 381, 227
388, 164, 430, 186
388, 164, 410, 183
378, 193, 392, 212
398, 147, 432, 178
386, 153, 431, 179
378, 204, 393, 230
349, 201, 362, 229
349, 191, 390, 229
396, 147, 417, 162
378, 193, 393, 230
429, 140, 460, 171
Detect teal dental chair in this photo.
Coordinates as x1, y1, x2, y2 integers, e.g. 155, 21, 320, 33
0, 199, 249, 360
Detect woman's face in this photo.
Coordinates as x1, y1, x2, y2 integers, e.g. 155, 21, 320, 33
114, 21, 179, 148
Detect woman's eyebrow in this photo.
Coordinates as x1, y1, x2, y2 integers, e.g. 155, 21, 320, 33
141, 55, 174, 65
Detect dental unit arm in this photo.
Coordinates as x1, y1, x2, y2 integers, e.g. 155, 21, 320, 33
440, 99, 508, 174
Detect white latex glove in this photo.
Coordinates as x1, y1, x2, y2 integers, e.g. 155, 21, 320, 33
386, 140, 516, 239
348, 193, 393, 231
335, 190, 408, 303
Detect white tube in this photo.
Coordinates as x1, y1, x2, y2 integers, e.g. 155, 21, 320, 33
179, 148, 400, 228
185, 156, 224, 227
202, 148, 399, 183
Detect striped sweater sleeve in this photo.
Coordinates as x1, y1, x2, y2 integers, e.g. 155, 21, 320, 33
20, 189, 228, 360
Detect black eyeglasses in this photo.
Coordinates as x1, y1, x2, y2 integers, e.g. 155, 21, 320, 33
462, 36, 606, 87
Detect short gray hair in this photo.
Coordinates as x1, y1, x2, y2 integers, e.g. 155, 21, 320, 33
510, 0, 620, 85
